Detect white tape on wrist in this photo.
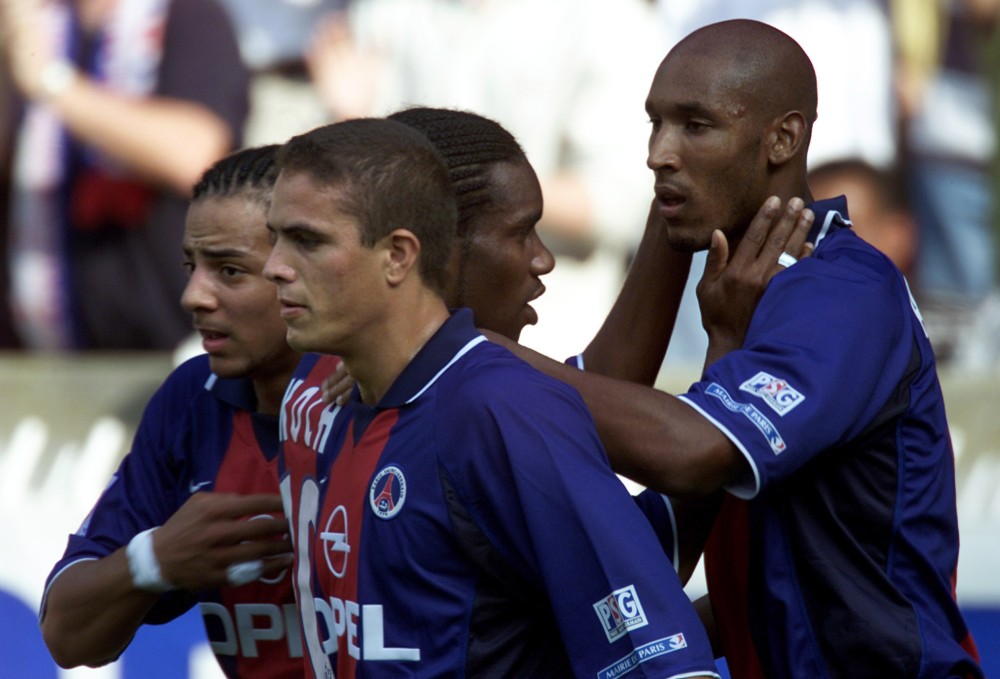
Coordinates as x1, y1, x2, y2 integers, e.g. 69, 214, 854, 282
39, 61, 77, 100
126, 527, 172, 593
777, 252, 798, 268
226, 560, 264, 587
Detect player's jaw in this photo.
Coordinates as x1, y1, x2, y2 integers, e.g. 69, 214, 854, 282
653, 180, 717, 252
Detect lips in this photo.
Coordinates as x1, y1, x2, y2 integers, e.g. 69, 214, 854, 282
654, 183, 687, 219
278, 298, 307, 321
195, 327, 229, 353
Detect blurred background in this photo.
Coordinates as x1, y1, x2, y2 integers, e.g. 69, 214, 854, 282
1, 0, 998, 675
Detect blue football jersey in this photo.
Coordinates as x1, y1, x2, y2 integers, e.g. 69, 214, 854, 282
42, 355, 303, 678
682, 197, 982, 678
278, 310, 718, 678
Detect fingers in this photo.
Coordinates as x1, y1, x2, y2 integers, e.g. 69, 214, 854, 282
755, 197, 806, 265
701, 230, 729, 283
187, 492, 285, 518
322, 363, 354, 405
782, 206, 815, 267
730, 196, 782, 266
732, 196, 814, 275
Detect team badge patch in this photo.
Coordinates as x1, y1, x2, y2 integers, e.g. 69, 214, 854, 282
593, 585, 648, 643
707, 383, 787, 454
739, 371, 805, 416
369, 465, 407, 519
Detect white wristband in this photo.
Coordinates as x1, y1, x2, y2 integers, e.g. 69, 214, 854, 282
126, 527, 173, 593
39, 61, 77, 100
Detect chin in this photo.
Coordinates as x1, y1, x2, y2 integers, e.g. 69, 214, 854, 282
665, 231, 708, 254
208, 357, 250, 380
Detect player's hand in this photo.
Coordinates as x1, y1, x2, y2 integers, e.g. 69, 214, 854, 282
321, 362, 355, 406
153, 493, 292, 590
697, 196, 814, 363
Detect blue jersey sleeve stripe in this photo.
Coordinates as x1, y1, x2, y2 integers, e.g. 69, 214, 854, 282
677, 395, 760, 499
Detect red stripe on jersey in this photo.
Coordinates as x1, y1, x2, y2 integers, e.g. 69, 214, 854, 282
704, 494, 766, 679
213, 411, 301, 678
318, 409, 400, 678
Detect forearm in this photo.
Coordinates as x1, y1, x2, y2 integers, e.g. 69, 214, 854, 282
492, 336, 740, 497
46, 75, 231, 195
41, 552, 159, 668
583, 201, 692, 384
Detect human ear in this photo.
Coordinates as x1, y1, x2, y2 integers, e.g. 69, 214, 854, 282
384, 228, 421, 286
767, 111, 807, 166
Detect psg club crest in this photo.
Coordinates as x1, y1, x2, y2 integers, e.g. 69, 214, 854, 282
369, 465, 407, 520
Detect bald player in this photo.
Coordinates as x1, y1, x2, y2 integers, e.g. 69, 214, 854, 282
494, 19, 983, 679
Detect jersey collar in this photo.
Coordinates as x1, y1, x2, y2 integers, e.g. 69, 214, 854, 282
204, 372, 258, 411
806, 194, 852, 248
368, 307, 484, 410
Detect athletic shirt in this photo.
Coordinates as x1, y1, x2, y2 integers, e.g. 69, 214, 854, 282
278, 309, 719, 679
681, 197, 983, 678
41, 355, 303, 678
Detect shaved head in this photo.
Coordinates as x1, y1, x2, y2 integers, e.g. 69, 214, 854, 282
645, 19, 817, 250
669, 19, 817, 131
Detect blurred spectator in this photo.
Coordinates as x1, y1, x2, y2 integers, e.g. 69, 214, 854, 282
893, 0, 1000, 368
808, 158, 917, 278
654, 0, 900, 372
304, 0, 661, 359
0, 0, 249, 350
210, 0, 341, 154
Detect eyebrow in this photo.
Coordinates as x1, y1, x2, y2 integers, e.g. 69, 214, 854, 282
647, 98, 715, 119
186, 246, 252, 260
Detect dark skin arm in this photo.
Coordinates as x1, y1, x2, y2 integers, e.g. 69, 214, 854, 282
489, 197, 814, 498
580, 199, 692, 384
41, 492, 292, 668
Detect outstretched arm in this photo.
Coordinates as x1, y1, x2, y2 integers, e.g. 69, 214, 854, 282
580, 200, 692, 385
488, 197, 814, 496
41, 493, 292, 668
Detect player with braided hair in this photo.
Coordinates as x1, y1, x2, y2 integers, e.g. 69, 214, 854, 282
40, 145, 304, 678
388, 106, 554, 341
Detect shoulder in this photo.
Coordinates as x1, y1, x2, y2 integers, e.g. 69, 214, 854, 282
442, 341, 592, 422
156, 354, 214, 401
770, 230, 909, 323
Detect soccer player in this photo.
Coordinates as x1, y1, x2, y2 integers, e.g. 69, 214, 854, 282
493, 19, 984, 678
264, 117, 720, 678
40, 146, 303, 678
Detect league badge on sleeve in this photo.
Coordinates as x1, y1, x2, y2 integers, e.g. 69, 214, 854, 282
593, 585, 648, 642
739, 371, 805, 416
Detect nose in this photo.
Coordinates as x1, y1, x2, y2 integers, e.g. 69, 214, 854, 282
530, 234, 555, 277
263, 245, 294, 285
180, 268, 217, 314
647, 126, 681, 172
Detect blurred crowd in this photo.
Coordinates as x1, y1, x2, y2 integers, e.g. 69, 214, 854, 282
0, 0, 998, 370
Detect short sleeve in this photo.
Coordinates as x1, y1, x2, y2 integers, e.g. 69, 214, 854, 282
680, 243, 916, 498
442, 367, 718, 677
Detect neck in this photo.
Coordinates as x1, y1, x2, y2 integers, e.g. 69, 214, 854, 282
252, 356, 301, 416
345, 293, 451, 406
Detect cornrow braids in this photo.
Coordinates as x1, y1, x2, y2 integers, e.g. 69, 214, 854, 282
191, 144, 282, 205
388, 107, 526, 237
